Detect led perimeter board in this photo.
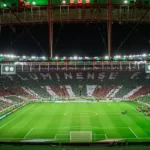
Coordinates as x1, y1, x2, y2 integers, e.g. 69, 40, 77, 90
1, 64, 16, 75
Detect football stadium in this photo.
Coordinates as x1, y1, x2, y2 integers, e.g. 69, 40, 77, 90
0, 0, 150, 150
0, 56, 150, 144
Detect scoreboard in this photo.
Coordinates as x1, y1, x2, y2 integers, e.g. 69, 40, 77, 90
1, 64, 16, 75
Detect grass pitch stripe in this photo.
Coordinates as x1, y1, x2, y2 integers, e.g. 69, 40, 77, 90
24, 128, 33, 139
0, 104, 35, 129
128, 127, 138, 138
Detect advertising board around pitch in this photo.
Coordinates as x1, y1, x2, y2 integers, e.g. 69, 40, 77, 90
1, 64, 16, 75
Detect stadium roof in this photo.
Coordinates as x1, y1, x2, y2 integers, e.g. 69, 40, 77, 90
0, 0, 149, 8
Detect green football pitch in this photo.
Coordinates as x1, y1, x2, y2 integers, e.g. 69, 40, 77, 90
0, 102, 150, 143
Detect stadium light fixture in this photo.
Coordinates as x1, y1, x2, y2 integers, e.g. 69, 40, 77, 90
78, 57, 82, 60
42, 56, 46, 59
62, 0, 66, 4
55, 56, 58, 60
104, 56, 109, 59
10, 55, 15, 58
32, 56, 36, 59
3, 4, 7, 7
74, 56, 77, 60
63, 56, 66, 59
32, 1, 36, 5
23, 56, 26, 59
142, 54, 147, 57
114, 55, 120, 59
129, 55, 132, 58
124, 0, 128, 4
85, 56, 89, 59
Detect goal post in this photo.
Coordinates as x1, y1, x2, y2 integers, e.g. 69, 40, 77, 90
70, 131, 92, 142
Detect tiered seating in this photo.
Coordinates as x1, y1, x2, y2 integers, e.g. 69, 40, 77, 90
7, 88, 34, 99
0, 71, 149, 100
62, 87, 70, 97
28, 86, 50, 98
46, 86, 58, 97
4, 96, 24, 103
0, 88, 11, 97
86, 85, 97, 96
137, 96, 150, 104
65, 85, 75, 97
92, 86, 114, 98
129, 87, 150, 99
50, 86, 69, 97
0, 100, 13, 111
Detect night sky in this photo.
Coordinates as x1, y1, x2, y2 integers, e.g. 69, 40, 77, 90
0, 23, 149, 57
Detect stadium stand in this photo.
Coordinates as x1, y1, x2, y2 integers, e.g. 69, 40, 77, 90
0, 88, 11, 97
0, 71, 150, 107
0, 99, 13, 111
129, 86, 150, 99
4, 95, 24, 103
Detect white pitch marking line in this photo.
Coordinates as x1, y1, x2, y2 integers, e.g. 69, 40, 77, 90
128, 127, 138, 138
127, 104, 136, 111
0, 104, 35, 129
24, 128, 33, 139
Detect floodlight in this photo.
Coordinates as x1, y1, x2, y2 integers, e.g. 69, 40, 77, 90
10, 55, 15, 58
62, 0, 66, 4
23, 56, 26, 59
74, 56, 77, 60
142, 54, 147, 57
55, 56, 58, 60
115, 55, 120, 58
124, 0, 128, 4
105, 56, 109, 59
3, 4, 7, 7
85, 56, 89, 59
32, 56, 36, 59
42, 56, 46, 59
32, 1, 36, 5
63, 56, 66, 59
129, 55, 132, 58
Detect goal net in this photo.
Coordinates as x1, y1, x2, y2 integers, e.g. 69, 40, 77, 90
70, 131, 92, 142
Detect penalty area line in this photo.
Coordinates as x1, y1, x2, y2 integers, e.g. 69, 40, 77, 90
128, 127, 138, 138
24, 128, 34, 139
